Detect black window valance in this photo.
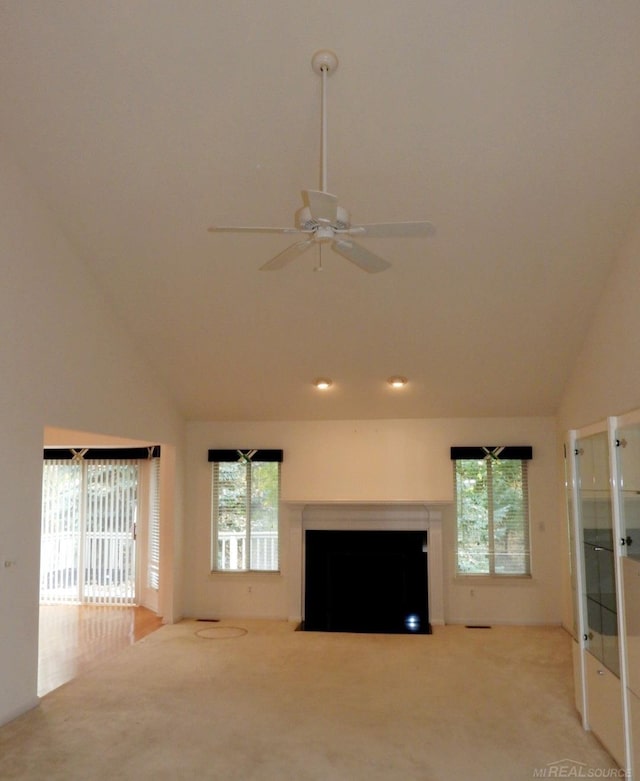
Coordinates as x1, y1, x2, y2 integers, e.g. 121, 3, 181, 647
450, 446, 532, 461
44, 446, 161, 460
208, 449, 283, 463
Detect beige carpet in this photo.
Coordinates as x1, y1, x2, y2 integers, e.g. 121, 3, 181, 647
0, 621, 618, 780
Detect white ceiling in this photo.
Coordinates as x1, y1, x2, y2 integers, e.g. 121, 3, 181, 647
2, 1, 640, 421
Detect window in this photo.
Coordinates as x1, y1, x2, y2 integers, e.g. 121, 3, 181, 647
210, 450, 282, 572
453, 447, 531, 576
147, 455, 161, 591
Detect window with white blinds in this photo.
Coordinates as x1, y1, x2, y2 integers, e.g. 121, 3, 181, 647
147, 456, 161, 591
41, 460, 82, 601
211, 455, 281, 572
453, 451, 531, 577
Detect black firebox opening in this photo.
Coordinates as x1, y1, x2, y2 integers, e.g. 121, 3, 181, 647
303, 530, 430, 634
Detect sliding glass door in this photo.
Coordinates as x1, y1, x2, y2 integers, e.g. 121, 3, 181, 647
41, 458, 139, 605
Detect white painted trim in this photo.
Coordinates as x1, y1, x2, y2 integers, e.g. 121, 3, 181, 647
608, 415, 634, 778
614, 408, 640, 430
286, 502, 445, 627
568, 429, 590, 731
445, 619, 564, 627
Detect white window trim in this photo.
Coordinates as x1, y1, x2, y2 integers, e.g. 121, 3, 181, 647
454, 457, 531, 578
211, 460, 281, 573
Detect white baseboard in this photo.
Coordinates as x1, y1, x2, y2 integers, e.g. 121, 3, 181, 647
444, 618, 563, 627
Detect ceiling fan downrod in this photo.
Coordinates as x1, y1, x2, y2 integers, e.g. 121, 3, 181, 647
311, 50, 338, 194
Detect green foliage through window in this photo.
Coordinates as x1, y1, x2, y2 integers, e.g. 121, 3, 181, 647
455, 458, 530, 576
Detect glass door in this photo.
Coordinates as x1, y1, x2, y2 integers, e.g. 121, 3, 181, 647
615, 420, 640, 703
565, 436, 581, 643
615, 423, 640, 560
41, 457, 138, 606
575, 430, 619, 676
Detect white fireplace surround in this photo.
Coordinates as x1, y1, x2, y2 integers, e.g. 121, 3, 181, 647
286, 503, 444, 626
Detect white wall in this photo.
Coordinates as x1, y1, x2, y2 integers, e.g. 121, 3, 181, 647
557, 209, 640, 630
0, 141, 184, 726
184, 416, 560, 626
558, 214, 640, 432
558, 215, 640, 431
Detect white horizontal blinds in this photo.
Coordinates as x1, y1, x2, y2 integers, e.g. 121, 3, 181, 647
40, 460, 82, 604
249, 460, 279, 570
211, 452, 282, 572
213, 462, 248, 570
147, 457, 161, 591
490, 458, 529, 574
455, 457, 530, 576
85, 460, 138, 605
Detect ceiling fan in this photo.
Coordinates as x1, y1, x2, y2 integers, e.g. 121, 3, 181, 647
208, 50, 435, 273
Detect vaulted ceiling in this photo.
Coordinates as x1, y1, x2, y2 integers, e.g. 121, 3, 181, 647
2, 2, 640, 421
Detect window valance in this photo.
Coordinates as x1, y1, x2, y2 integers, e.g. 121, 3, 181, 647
450, 446, 532, 461
43, 446, 161, 460
208, 449, 283, 463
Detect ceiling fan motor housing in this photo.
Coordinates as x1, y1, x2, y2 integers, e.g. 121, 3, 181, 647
296, 205, 351, 233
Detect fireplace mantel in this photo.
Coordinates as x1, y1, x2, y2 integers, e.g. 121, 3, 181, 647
285, 502, 444, 626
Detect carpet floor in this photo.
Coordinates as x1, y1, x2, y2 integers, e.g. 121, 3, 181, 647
0, 620, 618, 780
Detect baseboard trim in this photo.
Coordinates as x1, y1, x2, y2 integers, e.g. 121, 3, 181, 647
445, 619, 564, 627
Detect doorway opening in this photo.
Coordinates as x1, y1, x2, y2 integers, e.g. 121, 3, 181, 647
38, 440, 164, 695
40, 446, 160, 607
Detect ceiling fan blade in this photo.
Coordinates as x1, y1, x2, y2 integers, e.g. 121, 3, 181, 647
303, 190, 338, 224
332, 239, 391, 274
348, 221, 436, 238
208, 225, 302, 234
259, 239, 314, 271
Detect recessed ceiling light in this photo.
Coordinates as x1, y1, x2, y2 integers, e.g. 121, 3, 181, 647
314, 378, 333, 390
387, 376, 408, 388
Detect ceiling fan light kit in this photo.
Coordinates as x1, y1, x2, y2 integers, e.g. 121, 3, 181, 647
388, 376, 408, 388
208, 50, 435, 273
313, 378, 333, 390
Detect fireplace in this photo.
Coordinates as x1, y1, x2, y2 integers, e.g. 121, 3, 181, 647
285, 503, 444, 629
304, 529, 430, 634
